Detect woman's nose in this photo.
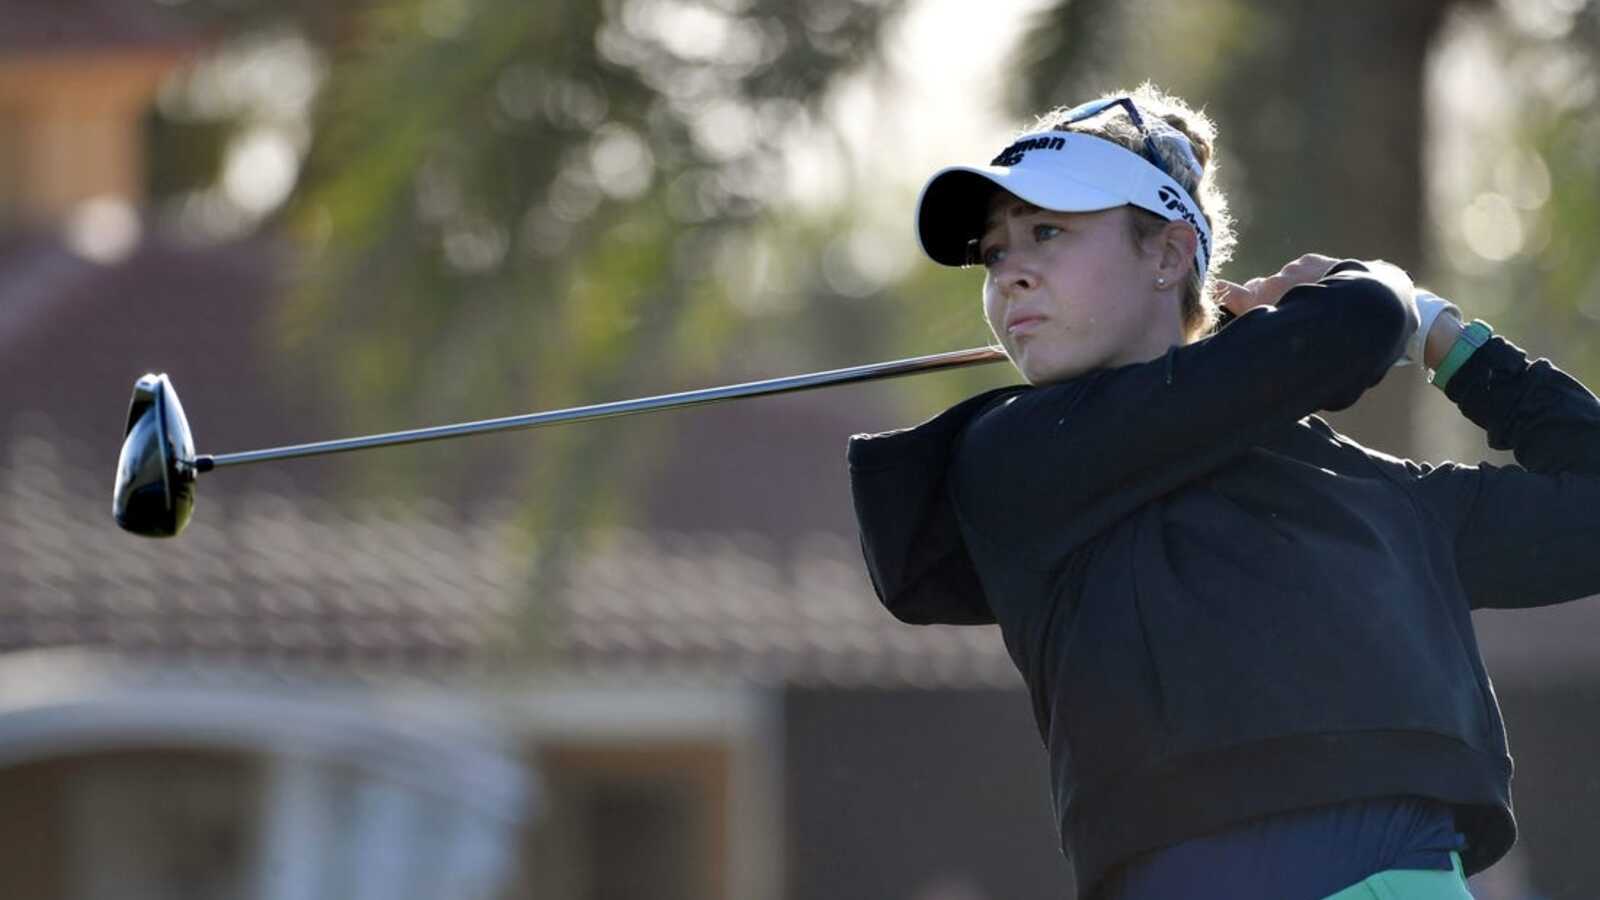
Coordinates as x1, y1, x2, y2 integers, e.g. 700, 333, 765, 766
996, 256, 1038, 296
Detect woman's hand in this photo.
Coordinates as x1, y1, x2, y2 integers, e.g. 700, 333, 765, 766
1218, 255, 1432, 370
1215, 253, 1340, 316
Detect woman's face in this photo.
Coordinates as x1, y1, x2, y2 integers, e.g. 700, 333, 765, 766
978, 193, 1182, 385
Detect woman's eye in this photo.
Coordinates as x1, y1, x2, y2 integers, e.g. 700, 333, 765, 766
977, 224, 1058, 267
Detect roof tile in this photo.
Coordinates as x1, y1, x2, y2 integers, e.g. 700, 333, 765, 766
1, 435, 1018, 688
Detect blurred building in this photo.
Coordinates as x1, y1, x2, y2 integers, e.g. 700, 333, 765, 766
0, 5, 1062, 899
0, 5, 532, 899
0, 649, 525, 900
0, 426, 1059, 898
0, 3, 1596, 900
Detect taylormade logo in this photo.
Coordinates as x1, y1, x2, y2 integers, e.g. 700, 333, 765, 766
990, 136, 1067, 167
1157, 186, 1211, 268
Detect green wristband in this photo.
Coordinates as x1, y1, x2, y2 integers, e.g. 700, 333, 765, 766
1430, 319, 1492, 392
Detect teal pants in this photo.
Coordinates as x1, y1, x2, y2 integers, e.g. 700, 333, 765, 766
1322, 852, 1474, 899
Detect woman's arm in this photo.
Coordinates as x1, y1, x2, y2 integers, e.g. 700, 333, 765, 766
1407, 328, 1600, 609
952, 258, 1417, 555
1444, 328, 1600, 473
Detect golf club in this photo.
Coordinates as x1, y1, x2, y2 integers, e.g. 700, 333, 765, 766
113, 346, 1009, 538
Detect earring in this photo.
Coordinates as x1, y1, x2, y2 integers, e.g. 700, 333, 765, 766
1156, 276, 1168, 288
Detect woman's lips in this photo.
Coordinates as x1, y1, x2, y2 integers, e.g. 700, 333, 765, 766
1006, 313, 1047, 337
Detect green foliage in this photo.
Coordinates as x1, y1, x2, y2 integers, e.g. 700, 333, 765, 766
1436, 6, 1600, 386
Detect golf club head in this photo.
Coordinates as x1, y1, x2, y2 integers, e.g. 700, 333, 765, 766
113, 373, 197, 538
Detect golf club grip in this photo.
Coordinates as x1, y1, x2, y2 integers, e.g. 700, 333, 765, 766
197, 346, 1010, 471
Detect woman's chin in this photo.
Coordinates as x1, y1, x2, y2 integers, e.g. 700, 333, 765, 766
1018, 352, 1084, 385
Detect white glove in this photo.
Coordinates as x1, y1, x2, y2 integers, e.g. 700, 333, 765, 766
1356, 259, 1421, 367
1392, 290, 1462, 369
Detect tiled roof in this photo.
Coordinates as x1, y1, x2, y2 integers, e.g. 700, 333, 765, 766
0, 431, 1020, 689
3, 433, 523, 679
550, 528, 1017, 688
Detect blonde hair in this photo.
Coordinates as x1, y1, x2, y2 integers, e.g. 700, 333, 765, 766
1027, 82, 1237, 342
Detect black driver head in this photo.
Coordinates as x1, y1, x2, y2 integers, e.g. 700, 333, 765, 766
112, 373, 198, 538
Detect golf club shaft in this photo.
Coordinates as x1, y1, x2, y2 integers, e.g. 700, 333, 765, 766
197, 345, 1009, 471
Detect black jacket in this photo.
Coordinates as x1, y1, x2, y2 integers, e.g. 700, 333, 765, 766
848, 261, 1600, 898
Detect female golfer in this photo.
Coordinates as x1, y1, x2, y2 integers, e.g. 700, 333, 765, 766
849, 83, 1600, 899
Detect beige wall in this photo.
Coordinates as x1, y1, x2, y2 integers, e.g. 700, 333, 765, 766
510, 740, 731, 900
0, 755, 71, 899
0, 51, 186, 224
0, 750, 259, 900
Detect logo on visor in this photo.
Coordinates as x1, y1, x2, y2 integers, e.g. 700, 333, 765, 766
990, 136, 1067, 167
1157, 186, 1211, 268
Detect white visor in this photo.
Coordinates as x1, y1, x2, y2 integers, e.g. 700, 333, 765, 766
915, 130, 1212, 277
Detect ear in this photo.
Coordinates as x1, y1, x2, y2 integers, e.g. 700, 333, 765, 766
1154, 219, 1198, 286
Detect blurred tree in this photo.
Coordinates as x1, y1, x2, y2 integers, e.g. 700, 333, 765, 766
1424, 1, 1600, 387
216, 0, 910, 632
